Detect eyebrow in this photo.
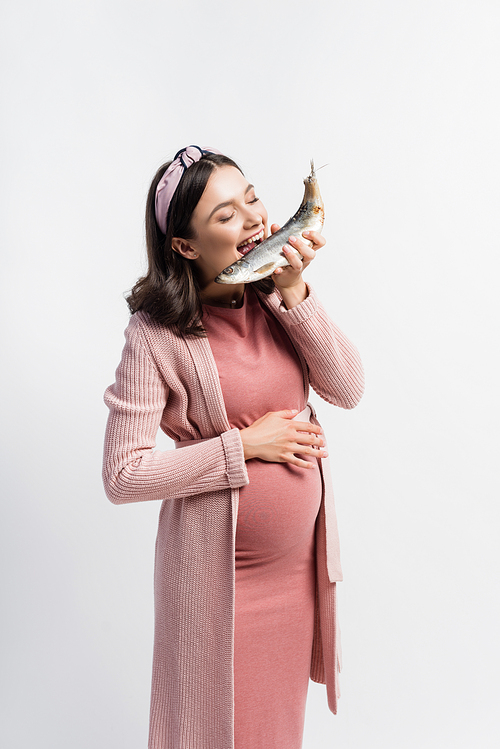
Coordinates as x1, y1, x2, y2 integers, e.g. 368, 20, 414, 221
207, 183, 254, 219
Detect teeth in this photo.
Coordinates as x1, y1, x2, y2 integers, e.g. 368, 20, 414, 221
238, 228, 264, 249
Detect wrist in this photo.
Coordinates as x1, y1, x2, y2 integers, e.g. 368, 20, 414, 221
239, 428, 254, 461
278, 281, 308, 310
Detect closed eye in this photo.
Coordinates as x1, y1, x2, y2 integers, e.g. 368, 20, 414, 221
219, 211, 235, 223
218, 196, 259, 222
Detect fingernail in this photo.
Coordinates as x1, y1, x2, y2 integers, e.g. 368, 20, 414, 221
289, 235, 297, 243
303, 231, 310, 237
291, 409, 298, 414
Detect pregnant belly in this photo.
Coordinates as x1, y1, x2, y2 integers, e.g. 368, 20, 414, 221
235, 456, 322, 567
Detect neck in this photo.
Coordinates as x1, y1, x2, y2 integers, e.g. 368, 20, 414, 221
200, 280, 245, 308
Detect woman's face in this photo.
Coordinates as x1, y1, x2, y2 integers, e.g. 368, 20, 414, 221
179, 165, 268, 283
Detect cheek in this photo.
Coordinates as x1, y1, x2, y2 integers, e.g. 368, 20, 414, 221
223, 225, 241, 245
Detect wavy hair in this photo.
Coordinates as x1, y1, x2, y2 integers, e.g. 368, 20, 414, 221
126, 153, 274, 337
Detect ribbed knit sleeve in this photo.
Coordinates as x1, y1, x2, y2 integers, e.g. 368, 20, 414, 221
102, 317, 249, 505
263, 285, 364, 409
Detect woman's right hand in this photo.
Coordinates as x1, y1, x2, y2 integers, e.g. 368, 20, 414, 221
239, 409, 328, 469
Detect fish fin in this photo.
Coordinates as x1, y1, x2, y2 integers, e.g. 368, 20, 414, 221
255, 261, 278, 275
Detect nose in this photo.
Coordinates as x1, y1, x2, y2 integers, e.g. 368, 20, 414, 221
243, 203, 263, 229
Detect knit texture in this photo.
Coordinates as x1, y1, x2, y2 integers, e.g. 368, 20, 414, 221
102, 285, 364, 749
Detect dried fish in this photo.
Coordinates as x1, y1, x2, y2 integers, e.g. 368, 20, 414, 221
215, 161, 324, 284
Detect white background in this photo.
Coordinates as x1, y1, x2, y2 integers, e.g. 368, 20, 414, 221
1, 1, 499, 747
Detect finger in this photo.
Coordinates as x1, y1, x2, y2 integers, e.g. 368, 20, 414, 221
302, 230, 325, 250
270, 223, 281, 235
287, 235, 315, 260
281, 245, 303, 269
283, 454, 318, 469
291, 421, 323, 435
293, 444, 329, 459
295, 432, 325, 447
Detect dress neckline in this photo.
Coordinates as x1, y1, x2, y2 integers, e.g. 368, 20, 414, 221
202, 287, 251, 315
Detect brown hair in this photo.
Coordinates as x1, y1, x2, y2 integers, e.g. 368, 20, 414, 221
126, 152, 274, 337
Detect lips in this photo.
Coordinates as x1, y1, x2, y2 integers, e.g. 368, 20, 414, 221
237, 228, 265, 256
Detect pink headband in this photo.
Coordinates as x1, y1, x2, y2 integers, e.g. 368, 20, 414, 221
154, 145, 222, 234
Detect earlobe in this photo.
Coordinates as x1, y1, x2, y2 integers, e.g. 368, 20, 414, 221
171, 237, 198, 259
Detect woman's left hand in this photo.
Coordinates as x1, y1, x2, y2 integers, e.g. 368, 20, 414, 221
270, 224, 325, 307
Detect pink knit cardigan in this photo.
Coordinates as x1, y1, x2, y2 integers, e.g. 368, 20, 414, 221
103, 285, 364, 749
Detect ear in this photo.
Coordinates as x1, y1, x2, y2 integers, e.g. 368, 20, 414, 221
172, 237, 199, 259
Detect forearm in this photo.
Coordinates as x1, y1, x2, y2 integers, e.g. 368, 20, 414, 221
279, 280, 309, 310
272, 285, 364, 409
103, 423, 248, 505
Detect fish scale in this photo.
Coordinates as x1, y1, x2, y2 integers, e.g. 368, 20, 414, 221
215, 161, 324, 284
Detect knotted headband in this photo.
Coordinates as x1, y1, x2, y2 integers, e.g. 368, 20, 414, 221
154, 145, 222, 234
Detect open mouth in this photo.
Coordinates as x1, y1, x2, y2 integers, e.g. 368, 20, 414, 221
237, 228, 265, 257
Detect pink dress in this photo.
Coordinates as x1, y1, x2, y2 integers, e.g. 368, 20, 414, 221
203, 287, 322, 749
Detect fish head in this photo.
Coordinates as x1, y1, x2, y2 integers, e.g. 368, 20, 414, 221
215, 259, 253, 285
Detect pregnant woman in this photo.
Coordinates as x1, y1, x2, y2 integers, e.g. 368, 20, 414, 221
102, 145, 364, 749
